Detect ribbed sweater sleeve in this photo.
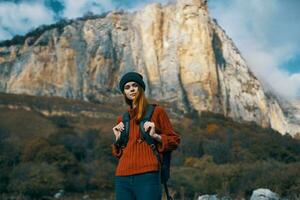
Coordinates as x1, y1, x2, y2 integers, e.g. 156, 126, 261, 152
155, 107, 181, 153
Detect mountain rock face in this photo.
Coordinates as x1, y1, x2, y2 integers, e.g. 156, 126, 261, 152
0, 0, 299, 135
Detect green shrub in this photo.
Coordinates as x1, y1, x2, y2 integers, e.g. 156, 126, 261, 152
8, 162, 64, 198
48, 129, 86, 161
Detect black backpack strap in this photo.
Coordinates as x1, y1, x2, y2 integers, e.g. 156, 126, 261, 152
143, 104, 156, 121
139, 104, 174, 200
139, 104, 161, 163
114, 112, 130, 148
140, 104, 157, 144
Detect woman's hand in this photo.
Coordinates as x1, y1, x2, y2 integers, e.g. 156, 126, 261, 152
112, 122, 124, 141
144, 121, 161, 142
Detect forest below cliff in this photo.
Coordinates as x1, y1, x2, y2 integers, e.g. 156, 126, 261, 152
0, 93, 299, 199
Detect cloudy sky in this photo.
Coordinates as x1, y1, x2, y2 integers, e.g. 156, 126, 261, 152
0, 0, 299, 99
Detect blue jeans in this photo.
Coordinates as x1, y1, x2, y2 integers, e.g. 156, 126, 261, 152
115, 171, 162, 200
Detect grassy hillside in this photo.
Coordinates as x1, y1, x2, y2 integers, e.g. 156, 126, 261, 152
0, 93, 299, 199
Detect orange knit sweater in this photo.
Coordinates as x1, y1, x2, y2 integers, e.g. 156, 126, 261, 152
111, 104, 180, 176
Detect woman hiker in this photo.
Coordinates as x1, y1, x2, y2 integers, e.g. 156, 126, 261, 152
111, 71, 181, 200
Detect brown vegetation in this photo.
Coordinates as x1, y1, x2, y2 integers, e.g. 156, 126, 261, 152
0, 93, 299, 199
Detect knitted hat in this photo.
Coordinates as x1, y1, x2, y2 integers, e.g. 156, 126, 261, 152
119, 72, 146, 93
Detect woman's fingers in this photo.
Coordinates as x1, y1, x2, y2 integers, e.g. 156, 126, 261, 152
114, 122, 123, 130
118, 122, 124, 130
115, 122, 156, 134
143, 123, 149, 131
112, 123, 124, 141
144, 121, 154, 132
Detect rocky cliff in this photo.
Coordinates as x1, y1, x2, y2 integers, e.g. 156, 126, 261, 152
0, 0, 299, 135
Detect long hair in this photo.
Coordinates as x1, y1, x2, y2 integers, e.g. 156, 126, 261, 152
123, 84, 149, 123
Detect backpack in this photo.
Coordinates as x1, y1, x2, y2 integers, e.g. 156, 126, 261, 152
115, 104, 174, 200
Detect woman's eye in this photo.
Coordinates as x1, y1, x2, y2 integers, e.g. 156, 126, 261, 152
124, 83, 138, 90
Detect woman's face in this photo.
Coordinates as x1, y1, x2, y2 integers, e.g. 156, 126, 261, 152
124, 81, 139, 100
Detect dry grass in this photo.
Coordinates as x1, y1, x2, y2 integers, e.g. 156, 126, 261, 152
0, 107, 58, 139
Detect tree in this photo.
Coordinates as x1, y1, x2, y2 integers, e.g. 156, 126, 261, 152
35, 145, 78, 173
8, 162, 64, 198
48, 129, 86, 161
22, 138, 50, 162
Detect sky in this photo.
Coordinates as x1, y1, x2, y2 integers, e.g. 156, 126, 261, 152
0, 0, 299, 99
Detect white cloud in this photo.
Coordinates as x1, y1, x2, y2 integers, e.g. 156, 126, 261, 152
60, 0, 170, 18
0, 0, 171, 41
0, 1, 55, 40
61, 0, 115, 19
209, 0, 300, 98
